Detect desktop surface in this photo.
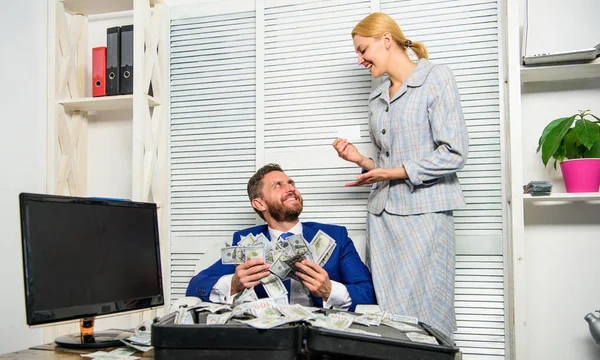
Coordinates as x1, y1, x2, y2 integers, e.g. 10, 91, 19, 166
0, 344, 153, 359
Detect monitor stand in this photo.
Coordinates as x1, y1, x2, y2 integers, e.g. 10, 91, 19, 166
55, 317, 133, 349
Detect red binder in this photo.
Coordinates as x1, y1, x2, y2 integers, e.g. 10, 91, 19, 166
92, 46, 106, 97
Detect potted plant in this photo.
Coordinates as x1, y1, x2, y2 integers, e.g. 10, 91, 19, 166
537, 110, 600, 192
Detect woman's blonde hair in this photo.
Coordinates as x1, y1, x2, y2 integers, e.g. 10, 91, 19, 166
352, 12, 428, 60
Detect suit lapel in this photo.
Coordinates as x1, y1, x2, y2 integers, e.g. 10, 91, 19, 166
301, 223, 318, 244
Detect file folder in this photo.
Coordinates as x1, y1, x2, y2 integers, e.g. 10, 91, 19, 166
106, 26, 121, 96
92, 46, 106, 97
119, 25, 134, 95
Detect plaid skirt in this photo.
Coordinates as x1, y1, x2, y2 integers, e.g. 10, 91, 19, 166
366, 210, 457, 339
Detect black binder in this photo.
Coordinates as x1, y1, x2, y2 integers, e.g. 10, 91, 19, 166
106, 26, 121, 96
119, 25, 134, 95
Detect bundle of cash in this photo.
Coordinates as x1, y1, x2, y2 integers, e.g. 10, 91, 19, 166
178, 299, 440, 345
523, 180, 552, 196
221, 230, 337, 284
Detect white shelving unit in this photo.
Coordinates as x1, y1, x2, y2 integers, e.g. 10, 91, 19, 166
523, 192, 600, 202
508, 1, 600, 359
47, 0, 168, 202
520, 58, 600, 83
45, 0, 170, 343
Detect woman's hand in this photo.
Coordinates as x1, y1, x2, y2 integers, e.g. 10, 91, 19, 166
332, 138, 364, 165
345, 167, 407, 186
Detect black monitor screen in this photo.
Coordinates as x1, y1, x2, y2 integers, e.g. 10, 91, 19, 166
20, 193, 164, 326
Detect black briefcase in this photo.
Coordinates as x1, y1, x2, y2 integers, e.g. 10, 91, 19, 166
151, 311, 303, 360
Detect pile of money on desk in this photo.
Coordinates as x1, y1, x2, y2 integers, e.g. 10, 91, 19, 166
523, 180, 552, 196
221, 230, 337, 298
172, 298, 439, 345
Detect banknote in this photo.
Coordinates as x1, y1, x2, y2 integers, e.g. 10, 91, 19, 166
270, 258, 292, 279
276, 304, 316, 321
221, 246, 245, 264
232, 287, 258, 307
406, 332, 439, 345
326, 313, 354, 329
387, 314, 419, 325
244, 246, 265, 261
238, 233, 256, 247
260, 273, 288, 298
235, 316, 297, 330
206, 312, 232, 325
265, 249, 283, 264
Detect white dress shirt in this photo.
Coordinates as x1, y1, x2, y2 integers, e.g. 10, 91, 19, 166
210, 222, 352, 310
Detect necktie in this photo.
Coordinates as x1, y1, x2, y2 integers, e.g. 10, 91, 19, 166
280, 232, 294, 240
278, 232, 293, 301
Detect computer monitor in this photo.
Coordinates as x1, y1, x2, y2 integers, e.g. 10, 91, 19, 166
19, 193, 164, 349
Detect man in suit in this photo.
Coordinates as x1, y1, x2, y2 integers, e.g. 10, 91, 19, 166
186, 163, 376, 311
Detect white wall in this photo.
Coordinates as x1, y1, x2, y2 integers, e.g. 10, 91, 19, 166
0, 0, 47, 354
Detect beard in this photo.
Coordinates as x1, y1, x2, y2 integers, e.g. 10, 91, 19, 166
266, 194, 303, 222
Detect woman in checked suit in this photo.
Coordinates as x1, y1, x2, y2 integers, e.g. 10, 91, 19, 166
332, 12, 469, 340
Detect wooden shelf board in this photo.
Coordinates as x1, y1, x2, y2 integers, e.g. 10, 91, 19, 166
520, 58, 600, 83
61, 0, 163, 15
61, 0, 133, 15
523, 192, 600, 202
59, 95, 160, 112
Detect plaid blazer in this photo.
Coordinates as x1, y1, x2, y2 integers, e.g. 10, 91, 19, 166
367, 58, 468, 215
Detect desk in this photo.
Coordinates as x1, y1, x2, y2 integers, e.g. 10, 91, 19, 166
0, 344, 153, 359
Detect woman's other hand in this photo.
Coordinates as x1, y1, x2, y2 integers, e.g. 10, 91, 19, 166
346, 167, 407, 186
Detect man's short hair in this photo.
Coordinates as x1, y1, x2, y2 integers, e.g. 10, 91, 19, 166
247, 163, 284, 220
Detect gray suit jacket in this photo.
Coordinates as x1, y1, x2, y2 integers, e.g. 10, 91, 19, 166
367, 58, 469, 215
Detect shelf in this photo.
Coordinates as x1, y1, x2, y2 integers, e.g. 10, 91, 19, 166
520, 58, 600, 83
61, 0, 132, 15
523, 192, 600, 203
59, 95, 160, 112
61, 0, 162, 16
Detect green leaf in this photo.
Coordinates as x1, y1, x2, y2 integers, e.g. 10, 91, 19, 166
563, 129, 581, 159
537, 117, 572, 153
541, 116, 575, 166
555, 143, 567, 162
574, 119, 600, 150
584, 139, 600, 158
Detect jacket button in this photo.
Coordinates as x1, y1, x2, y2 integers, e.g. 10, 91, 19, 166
386, 151, 390, 157
382, 129, 386, 134
385, 106, 389, 112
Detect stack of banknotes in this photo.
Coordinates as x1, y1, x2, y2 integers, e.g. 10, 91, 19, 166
220, 230, 337, 297
172, 296, 439, 345
523, 180, 552, 196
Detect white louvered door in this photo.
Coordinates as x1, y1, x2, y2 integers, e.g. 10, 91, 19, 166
169, 3, 258, 302
169, 1, 506, 358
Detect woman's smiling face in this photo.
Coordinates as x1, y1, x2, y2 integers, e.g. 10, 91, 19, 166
353, 34, 388, 78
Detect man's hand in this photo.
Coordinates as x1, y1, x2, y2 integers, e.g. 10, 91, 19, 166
294, 259, 332, 300
231, 259, 270, 295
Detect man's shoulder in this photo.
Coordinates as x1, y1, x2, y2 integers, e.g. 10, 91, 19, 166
302, 222, 347, 235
